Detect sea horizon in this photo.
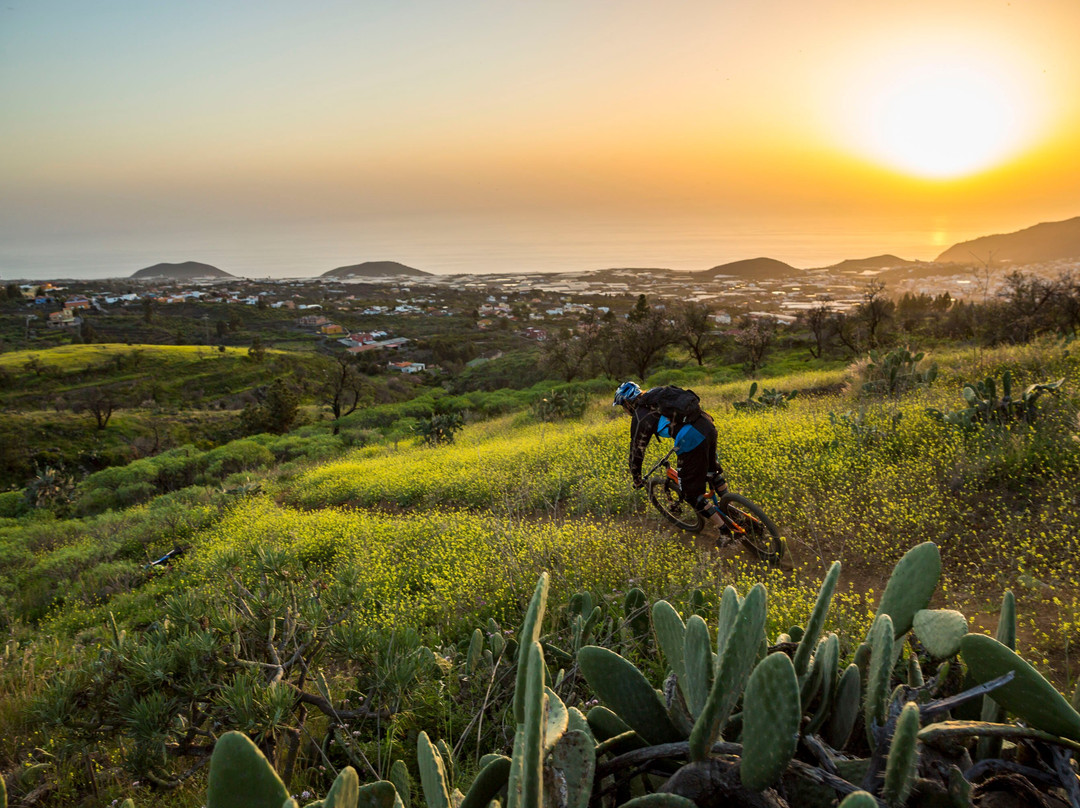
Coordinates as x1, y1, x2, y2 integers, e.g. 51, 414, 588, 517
0, 211, 1029, 282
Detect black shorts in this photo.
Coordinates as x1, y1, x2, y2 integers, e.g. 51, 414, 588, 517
678, 414, 719, 514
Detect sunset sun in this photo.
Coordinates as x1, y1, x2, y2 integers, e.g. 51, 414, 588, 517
839, 49, 1048, 179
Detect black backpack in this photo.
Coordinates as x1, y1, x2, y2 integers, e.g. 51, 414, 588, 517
639, 385, 702, 431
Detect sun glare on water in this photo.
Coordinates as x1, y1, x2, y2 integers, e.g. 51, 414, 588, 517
838, 45, 1048, 180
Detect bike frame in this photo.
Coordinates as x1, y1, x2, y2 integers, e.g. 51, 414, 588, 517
642, 450, 754, 538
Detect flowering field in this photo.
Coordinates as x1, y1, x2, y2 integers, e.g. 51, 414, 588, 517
281, 339, 1080, 668
3, 339, 1080, 806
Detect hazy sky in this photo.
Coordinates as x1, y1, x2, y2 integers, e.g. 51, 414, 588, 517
3, 0, 1079, 276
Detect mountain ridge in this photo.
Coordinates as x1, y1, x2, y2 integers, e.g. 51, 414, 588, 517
131, 261, 234, 280
935, 216, 1080, 265
321, 261, 432, 279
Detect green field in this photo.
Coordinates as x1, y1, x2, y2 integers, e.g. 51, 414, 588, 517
0, 338, 1078, 806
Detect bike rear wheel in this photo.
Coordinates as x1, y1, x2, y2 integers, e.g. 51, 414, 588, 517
721, 493, 784, 565
647, 477, 704, 533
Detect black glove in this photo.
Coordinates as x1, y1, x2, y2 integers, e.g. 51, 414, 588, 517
632, 477, 644, 489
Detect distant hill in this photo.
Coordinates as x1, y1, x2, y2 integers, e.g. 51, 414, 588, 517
131, 261, 233, 280
814, 255, 918, 273
322, 261, 432, 279
698, 257, 800, 280
936, 216, 1080, 265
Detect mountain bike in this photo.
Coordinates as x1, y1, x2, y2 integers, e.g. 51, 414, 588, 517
642, 449, 785, 565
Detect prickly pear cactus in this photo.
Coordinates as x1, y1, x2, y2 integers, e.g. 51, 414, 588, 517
882, 702, 920, 807
689, 583, 767, 761
961, 634, 1080, 741
617, 795, 698, 808
683, 614, 713, 718
865, 614, 895, 743
459, 756, 510, 808
389, 760, 411, 808
873, 541, 941, 638
206, 731, 291, 808
578, 645, 682, 745
514, 573, 549, 724
793, 561, 841, 677
825, 663, 862, 750
652, 600, 687, 689
715, 585, 741, 661
417, 732, 452, 808
912, 609, 967, 659
357, 781, 404, 808
837, 792, 877, 808
322, 767, 360, 808
739, 651, 801, 791
549, 730, 595, 808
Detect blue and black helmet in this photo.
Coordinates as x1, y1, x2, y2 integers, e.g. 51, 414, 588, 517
613, 381, 643, 407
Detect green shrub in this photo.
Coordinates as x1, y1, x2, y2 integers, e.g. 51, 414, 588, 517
531, 386, 589, 421
201, 439, 275, 481
0, 490, 27, 518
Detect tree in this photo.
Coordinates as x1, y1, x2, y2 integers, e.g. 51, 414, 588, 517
324, 354, 366, 434
858, 280, 894, 350
241, 379, 299, 435
801, 301, 835, 359
142, 298, 154, 323
540, 323, 602, 382
617, 306, 674, 380
628, 294, 651, 323
672, 301, 716, 365
215, 320, 228, 339
734, 315, 776, 373
835, 281, 895, 354
5, 283, 19, 300
248, 335, 266, 363
75, 386, 120, 430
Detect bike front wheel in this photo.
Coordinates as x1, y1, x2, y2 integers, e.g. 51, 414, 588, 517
721, 493, 784, 565
647, 477, 704, 533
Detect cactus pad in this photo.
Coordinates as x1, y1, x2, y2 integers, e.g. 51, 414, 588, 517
578, 645, 682, 744
651, 600, 687, 687
740, 652, 801, 791
874, 541, 941, 638
689, 583, 767, 761
960, 633, 1080, 741
866, 614, 895, 740
206, 731, 290, 808
882, 702, 919, 807
912, 609, 968, 659
459, 756, 511, 808
793, 561, 841, 677
837, 793, 878, 808
683, 614, 713, 718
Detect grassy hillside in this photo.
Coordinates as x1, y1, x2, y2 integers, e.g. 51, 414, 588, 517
0, 338, 1078, 805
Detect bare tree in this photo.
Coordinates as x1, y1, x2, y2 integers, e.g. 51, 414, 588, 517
75, 386, 120, 430
324, 354, 366, 434
801, 300, 835, 359
859, 280, 894, 350
734, 315, 776, 373
834, 281, 894, 354
540, 323, 602, 382
618, 306, 674, 380
672, 301, 717, 365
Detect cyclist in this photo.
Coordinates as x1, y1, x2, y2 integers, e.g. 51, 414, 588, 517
613, 381, 729, 544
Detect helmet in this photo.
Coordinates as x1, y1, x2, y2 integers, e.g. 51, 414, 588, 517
613, 381, 642, 407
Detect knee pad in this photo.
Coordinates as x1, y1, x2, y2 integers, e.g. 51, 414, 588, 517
694, 494, 720, 518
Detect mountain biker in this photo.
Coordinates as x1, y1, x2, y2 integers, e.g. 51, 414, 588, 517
613, 381, 729, 543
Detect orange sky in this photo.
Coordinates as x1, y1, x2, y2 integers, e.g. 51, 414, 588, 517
2, 0, 1079, 275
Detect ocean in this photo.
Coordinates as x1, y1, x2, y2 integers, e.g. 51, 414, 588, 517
0, 212, 987, 281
